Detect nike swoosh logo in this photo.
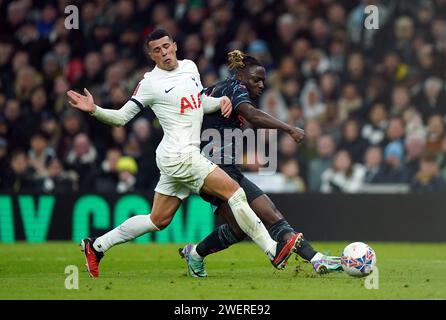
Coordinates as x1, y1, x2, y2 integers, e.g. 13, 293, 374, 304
165, 87, 175, 93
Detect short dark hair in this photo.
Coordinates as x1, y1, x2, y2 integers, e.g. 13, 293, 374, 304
146, 29, 172, 47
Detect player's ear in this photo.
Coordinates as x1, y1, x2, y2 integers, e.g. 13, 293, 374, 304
147, 43, 154, 60
173, 42, 177, 53
148, 49, 155, 61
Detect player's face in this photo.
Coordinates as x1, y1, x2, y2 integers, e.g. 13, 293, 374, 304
148, 36, 178, 71
240, 66, 265, 100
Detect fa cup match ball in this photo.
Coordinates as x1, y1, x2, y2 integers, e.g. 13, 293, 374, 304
341, 242, 376, 277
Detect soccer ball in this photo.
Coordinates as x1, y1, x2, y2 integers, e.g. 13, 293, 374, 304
341, 242, 376, 277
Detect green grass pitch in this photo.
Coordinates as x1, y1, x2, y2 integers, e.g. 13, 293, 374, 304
0, 242, 445, 300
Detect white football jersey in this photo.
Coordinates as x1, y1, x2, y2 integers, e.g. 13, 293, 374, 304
131, 60, 205, 161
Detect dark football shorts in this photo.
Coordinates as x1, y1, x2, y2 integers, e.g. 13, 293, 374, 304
200, 165, 265, 214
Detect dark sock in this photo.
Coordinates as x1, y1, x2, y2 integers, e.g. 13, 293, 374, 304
196, 224, 244, 258
268, 219, 295, 242
295, 239, 317, 261
268, 219, 317, 261
90, 238, 104, 258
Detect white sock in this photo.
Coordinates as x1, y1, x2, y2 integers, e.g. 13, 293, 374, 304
311, 252, 324, 263
93, 215, 159, 252
227, 188, 277, 259
190, 245, 203, 261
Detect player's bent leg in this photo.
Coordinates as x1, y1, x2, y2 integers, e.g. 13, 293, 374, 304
201, 165, 241, 200
149, 192, 182, 230
80, 192, 181, 278
202, 169, 278, 259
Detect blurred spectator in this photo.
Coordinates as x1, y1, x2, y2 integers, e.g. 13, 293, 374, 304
390, 85, 411, 117
363, 146, 383, 183
116, 156, 138, 193
320, 150, 365, 193
413, 77, 446, 122
337, 83, 364, 122
52, 75, 70, 115
132, 118, 159, 189
308, 134, 335, 192
58, 109, 85, 159
405, 134, 427, 181
320, 100, 342, 142
28, 131, 56, 178
382, 116, 406, 150
39, 158, 77, 193
300, 81, 326, 121
14, 66, 42, 104
337, 118, 369, 164
372, 141, 411, 184
299, 119, 322, 163
74, 52, 104, 92
411, 152, 446, 193
100, 63, 126, 107
259, 89, 289, 123
25, 86, 50, 134
111, 126, 128, 150
95, 148, 122, 193
361, 102, 388, 146
64, 133, 98, 189
301, 49, 330, 80
39, 111, 61, 150
392, 16, 416, 64
4, 98, 29, 150
272, 13, 298, 61
278, 158, 306, 192
425, 114, 445, 156
342, 52, 367, 95
319, 72, 339, 102
2, 149, 37, 192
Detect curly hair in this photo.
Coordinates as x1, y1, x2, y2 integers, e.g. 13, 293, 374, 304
227, 50, 262, 71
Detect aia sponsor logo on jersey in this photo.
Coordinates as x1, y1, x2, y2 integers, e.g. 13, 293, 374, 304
180, 93, 202, 114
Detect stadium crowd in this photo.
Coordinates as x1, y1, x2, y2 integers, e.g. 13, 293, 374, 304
1, 0, 446, 194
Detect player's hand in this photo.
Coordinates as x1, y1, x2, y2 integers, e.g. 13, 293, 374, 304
289, 127, 305, 143
220, 96, 232, 118
67, 88, 96, 113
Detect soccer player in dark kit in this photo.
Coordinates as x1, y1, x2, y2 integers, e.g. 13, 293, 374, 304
180, 50, 343, 277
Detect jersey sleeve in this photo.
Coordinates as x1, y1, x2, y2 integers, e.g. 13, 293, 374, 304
130, 77, 153, 110
228, 82, 254, 112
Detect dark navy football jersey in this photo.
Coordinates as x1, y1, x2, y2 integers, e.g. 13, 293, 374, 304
201, 75, 256, 165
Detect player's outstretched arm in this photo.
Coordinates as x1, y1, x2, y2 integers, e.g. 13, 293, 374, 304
202, 95, 232, 118
67, 88, 96, 113
237, 102, 305, 143
67, 88, 141, 126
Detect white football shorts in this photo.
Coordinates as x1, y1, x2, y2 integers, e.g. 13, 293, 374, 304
154, 152, 217, 200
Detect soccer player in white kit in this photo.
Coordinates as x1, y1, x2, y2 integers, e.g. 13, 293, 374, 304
67, 29, 302, 278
